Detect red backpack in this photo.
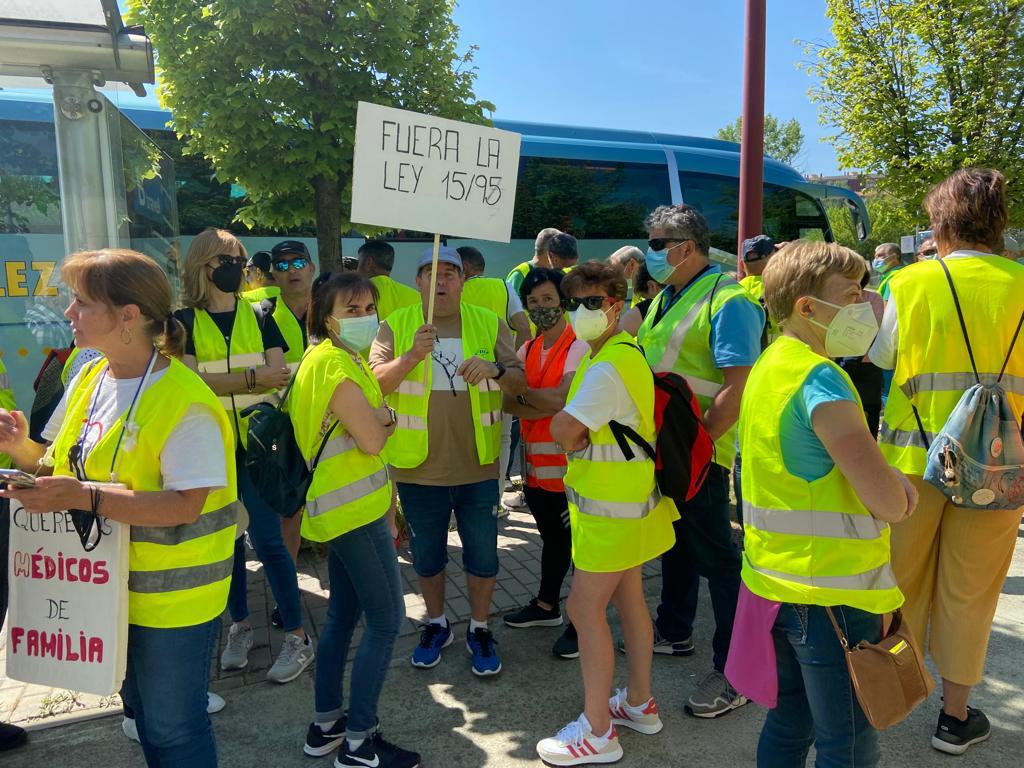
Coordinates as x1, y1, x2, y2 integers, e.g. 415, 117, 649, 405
609, 343, 714, 502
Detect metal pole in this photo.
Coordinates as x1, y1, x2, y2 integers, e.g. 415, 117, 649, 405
737, 0, 766, 278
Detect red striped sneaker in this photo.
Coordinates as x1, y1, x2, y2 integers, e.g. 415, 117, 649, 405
536, 714, 623, 766
608, 688, 664, 735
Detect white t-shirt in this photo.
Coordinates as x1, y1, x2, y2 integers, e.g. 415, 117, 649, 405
506, 284, 524, 318
44, 366, 227, 491
430, 337, 468, 393
563, 362, 641, 432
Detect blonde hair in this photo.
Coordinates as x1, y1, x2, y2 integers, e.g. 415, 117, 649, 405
181, 228, 248, 308
61, 249, 186, 358
762, 240, 866, 326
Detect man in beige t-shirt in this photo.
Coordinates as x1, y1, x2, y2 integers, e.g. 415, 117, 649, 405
370, 246, 525, 678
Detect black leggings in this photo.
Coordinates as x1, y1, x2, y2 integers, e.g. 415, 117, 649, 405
523, 486, 573, 607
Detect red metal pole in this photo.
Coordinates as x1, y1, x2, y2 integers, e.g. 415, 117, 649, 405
737, 0, 766, 278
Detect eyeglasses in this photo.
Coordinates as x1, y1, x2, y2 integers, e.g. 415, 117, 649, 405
566, 295, 610, 311
647, 238, 689, 252
920, 248, 938, 258
213, 255, 246, 268
272, 258, 310, 272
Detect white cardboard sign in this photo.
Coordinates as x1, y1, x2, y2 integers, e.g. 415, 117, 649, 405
350, 102, 521, 242
6, 501, 129, 696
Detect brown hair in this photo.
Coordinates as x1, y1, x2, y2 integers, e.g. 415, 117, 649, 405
924, 168, 1007, 253
61, 249, 186, 358
308, 272, 379, 341
762, 240, 866, 325
561, 261, 628, 301
181, 228, 248, 308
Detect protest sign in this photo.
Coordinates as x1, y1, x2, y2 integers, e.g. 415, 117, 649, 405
6, 500, 129, 696
350, 102, 522, 244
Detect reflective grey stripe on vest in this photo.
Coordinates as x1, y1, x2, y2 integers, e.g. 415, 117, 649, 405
525, 441, 564, 456
525, 461, 567, 480
198, 352, 266, 373
743, 501, 886, 540
567, 488, 661, 519
685, 375, 723, 399
128, 553, 234, 594
314, 432, 358, 467
131, 502, 239, 546
878, 422, 934, 450
653, 292, 714, 373
900, 371, 1024, 399
397, 379, 426, 397
746, 560, 898, 592
396, 413, 426, 431
577, 443, 653, 464
307, 467, 390, 518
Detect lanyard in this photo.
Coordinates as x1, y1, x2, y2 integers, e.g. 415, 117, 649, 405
652, 265, 715, 327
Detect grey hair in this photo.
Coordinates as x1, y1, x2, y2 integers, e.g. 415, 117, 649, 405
609, 245, 645, 267
876, 242, 901, 259
644, 204, 710, 255
534, 227, 562, 256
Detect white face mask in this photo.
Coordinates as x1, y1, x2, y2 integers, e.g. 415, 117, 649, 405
333, 314, 379, 350
807, 297, 878, 358
569, 306, 611, 342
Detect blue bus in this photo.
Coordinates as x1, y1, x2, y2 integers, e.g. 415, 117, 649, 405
0, 88, 868, 407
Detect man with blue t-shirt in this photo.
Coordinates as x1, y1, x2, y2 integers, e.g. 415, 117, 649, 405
636, 204, 765, 718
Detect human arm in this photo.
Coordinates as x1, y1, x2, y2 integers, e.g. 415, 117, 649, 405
457, 321, 527, 395
703, 365, 751, 442
181, 352, 291, 395
369, 322, 436, 396
509, 311, 532, 349
704, 292, 763, 440
865, 297, 898, 369
620, 306, 643, 337
328, 378, 394, 457
550, 410, 590, 452
503, 370, 574, 419
0, 409, 47, 471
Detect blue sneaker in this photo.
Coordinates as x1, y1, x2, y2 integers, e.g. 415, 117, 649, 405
466, 627, 502, 676
410, 622, 453, 668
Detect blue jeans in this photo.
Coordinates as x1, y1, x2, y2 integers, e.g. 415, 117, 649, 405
226, 455, 303, 630
315, 516, 403, 737
397, 480, 500, 578
120, 618, 219, 768
655, 463, 741, 671
758, 604, 881, 768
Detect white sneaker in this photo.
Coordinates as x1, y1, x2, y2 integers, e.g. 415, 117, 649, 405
501, 490, 528, 511
206, 691, 226, 714
609, 688, 663, 734
267, 633, 315, 683
220, 623, 254, 670
536, 714, 622, 766
122, 715, 139, 743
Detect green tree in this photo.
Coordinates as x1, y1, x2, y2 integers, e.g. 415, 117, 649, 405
809, 0, 1024, 225
716, 114, 805, 166
826, 188, 919, 257
127, 0, 493, 271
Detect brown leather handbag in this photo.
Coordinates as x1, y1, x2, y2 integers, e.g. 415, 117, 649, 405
826, 607, 935, 730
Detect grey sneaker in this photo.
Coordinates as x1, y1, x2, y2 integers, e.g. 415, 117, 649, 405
686, 670, 748, 718
267, 633, 315, 683
220, 623, 254, 670
617, 627, 694, 656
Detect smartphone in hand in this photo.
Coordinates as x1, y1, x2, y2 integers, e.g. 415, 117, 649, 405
0, 468, 37, 489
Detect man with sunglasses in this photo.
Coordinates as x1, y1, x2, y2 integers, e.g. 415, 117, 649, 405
636, 204, 764, 719
259, 241, 316, 370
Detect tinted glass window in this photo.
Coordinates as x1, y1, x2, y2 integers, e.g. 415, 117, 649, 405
514, 158, 670, 239
0, 120, 61, 235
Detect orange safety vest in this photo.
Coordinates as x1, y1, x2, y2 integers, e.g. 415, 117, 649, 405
521, 325, 575, 492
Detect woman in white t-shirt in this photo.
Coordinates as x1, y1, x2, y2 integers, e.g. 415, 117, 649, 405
0, 249, 236, 768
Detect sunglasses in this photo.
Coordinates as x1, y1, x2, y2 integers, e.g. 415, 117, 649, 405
647, 238, 689, 252
213, 255, 246, 268
272, 258, 310, 272
920, 248, 938, 258
566, 295, 611, 311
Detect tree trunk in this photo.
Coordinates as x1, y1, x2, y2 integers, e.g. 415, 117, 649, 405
313, 173, 342, 273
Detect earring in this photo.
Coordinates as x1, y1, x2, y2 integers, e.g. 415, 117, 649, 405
120, 326, 133, 345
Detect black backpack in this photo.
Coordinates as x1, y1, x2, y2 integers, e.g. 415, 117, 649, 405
240, 362, 336, 518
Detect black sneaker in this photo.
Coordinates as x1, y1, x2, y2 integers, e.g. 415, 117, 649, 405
0, 723, 26, 751
932, 706, 991, 755
271, 605, 283, 629
617, 626, 694, 656
304, 716, 348, 757
503, 598, 563, 628
336, 731, 420, 768
552, 623, 579, 659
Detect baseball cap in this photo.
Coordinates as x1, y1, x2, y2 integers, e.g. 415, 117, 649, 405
417, 245, 463, 273
742, 235, 775, 262
248, 250, 272, 274
271, 240, 310, 260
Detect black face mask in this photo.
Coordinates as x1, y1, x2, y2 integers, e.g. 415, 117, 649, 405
211, 262, 244, 294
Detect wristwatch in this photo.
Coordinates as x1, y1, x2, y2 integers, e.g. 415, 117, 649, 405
385, 405, 398, 427
493, 361, 507, 380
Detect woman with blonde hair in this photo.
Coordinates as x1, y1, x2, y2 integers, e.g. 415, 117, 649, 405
176, 228, 314, 683
0, 249, 237, 766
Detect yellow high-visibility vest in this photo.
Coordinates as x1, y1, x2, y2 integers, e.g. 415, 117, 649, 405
371, 275, 420, 323
386, 303, 502, 468
290, 340, 391, 542
0, 359, 13, 469
50, 357, 238, 628
462, 276, 509, 321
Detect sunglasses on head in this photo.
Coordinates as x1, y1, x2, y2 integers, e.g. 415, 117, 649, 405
566, 295, 610, 311
647, 238, 689, 252
213, 254, 246, 268
272, 257, 310, 272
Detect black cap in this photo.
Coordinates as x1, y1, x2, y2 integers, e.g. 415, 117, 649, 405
742, 235, 775, 262
271, 240, 310, 259
248, 250, 272, 273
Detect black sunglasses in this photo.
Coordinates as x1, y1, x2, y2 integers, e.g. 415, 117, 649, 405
920, 248, 938, 258
272, 258, 310, 272
566, 295, 611, 311
213, 254, 246, 268
647, 238, 689, 252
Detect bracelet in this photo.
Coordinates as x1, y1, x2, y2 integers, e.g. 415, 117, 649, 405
93, 487, 105, 518
385, 406, 398, 427
246, 367, 257, 393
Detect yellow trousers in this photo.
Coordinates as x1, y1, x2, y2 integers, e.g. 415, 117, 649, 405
891, 476, 1022, 686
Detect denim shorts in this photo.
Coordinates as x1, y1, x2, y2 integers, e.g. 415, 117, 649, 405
396, 480, 500, 578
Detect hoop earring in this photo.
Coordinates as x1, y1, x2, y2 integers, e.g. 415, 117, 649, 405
120, 326, 133, 345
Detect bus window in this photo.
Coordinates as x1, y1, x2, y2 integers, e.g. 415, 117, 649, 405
513, 158, 670, 239
679, 171, 833, 252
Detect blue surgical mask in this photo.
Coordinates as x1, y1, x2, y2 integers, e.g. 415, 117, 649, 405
872, 257, 890, 273
646, 243, 686, 283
